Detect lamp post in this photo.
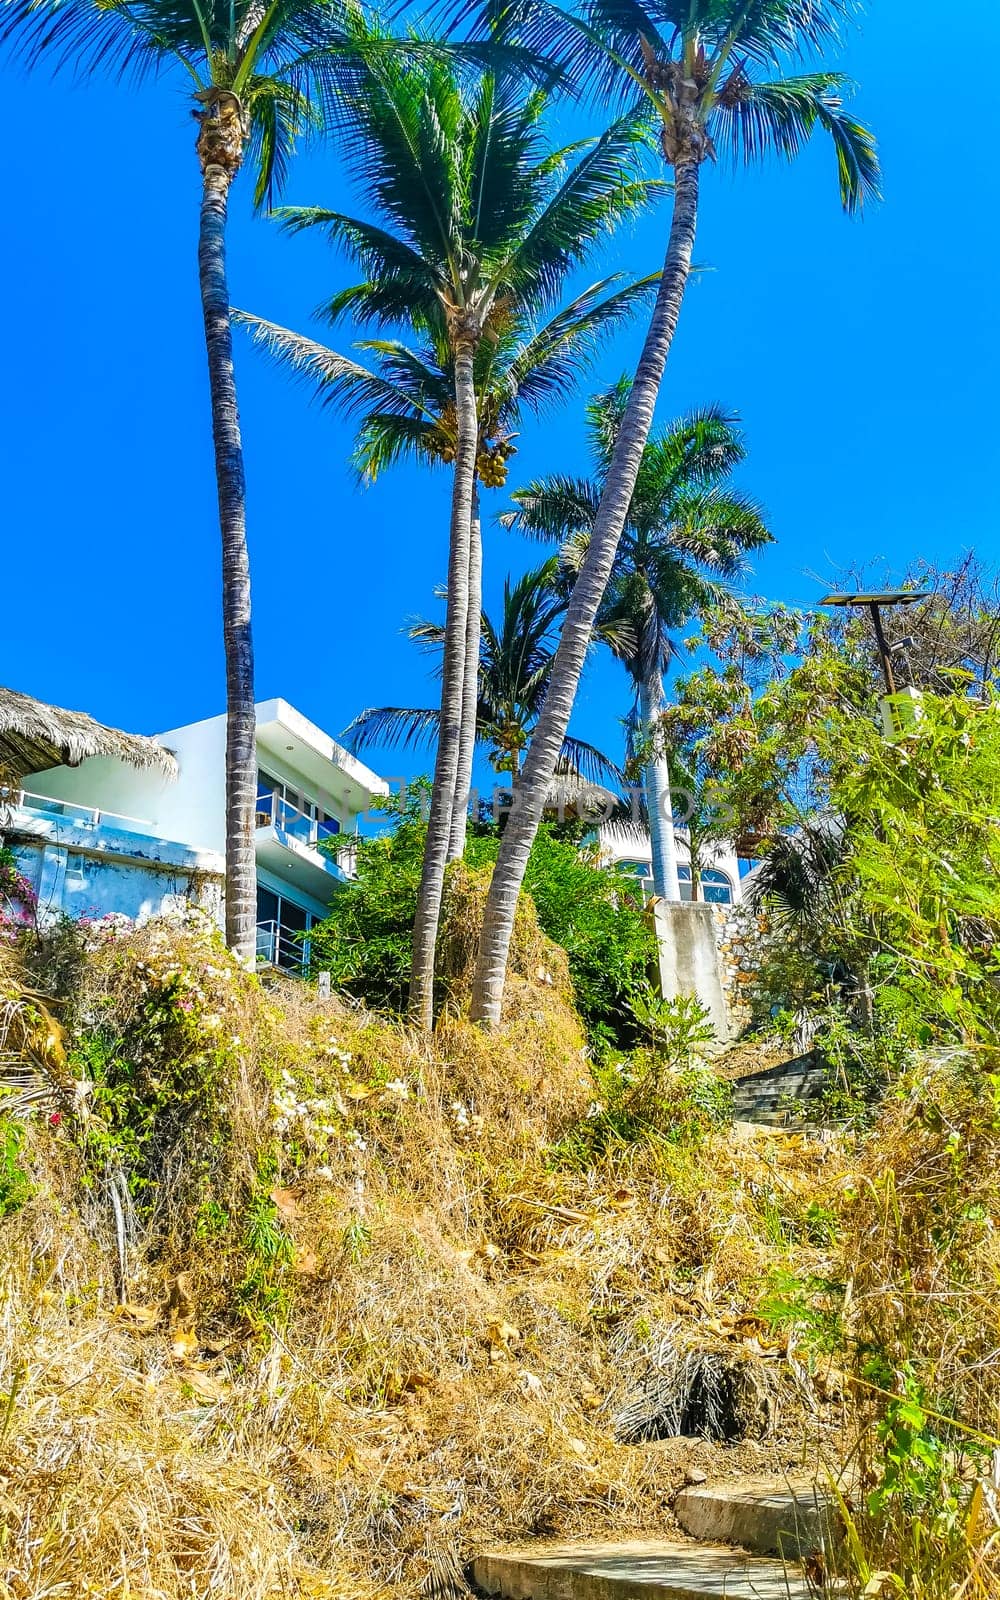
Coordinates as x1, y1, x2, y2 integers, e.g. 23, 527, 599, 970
819, 589, 931, 695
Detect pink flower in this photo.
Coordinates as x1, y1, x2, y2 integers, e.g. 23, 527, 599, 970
49, 1112, 62, 1128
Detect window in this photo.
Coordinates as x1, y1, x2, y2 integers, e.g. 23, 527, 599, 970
678, 866, 734, 905
256, 770, 341, 845
255, 885, 324, 971
618, 859, 653, 879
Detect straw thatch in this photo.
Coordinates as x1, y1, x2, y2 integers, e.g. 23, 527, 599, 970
544, 768, 619, 820
0, 687, 177, 783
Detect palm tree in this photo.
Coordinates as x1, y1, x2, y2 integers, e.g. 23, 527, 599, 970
469, 0, 879, 1025
346, 559, 623, 790
262, 54, 658, 1029
0, 0, 379, 964
505, 383, 770, 900
237, 275, 658, 857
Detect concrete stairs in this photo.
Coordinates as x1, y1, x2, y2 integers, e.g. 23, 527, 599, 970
473, 1480, 834, 1600
728, 1055, 830, 1127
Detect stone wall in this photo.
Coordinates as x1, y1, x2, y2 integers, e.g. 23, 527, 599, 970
712, 902, 772, 1037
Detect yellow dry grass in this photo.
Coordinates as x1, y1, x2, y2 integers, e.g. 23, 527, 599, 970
0, 913, 852, 1600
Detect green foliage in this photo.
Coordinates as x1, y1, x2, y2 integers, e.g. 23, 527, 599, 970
680, 611, 1000, 1068
0, 1120, 33, 1219
312, 795, 657, 1048
625, 988, 715, 1058
556, 994, 731, 1164
810, 1002, 912, 1127
520, 833, 658, 1049
347, 561, 623, 788
235, 1179, 295, 1327
310, 785, 429, 1014
0, 0, 373, 208
832, 691, 1000, 1046
63, 922, 246, 1221
757, 1266, 843, 1354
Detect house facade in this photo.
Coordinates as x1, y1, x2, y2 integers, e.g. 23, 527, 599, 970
5, 698, 388, 968
596, 821, 744, 906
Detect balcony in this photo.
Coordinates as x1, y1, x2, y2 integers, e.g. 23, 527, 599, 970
256, 918, 308, 973
254, 791, 354, 901
11, 788, 155, 834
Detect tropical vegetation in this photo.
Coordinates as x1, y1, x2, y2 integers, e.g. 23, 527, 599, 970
345, 558, 623, 787
503, 383, 771, 900
13, 5, 1000, 1598
0, 0, 390, 963
243, 49, 659, 1027
466, 0, 879, 1024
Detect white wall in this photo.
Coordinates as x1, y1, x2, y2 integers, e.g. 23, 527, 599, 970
13, 840, 223, 930
26, 707, 374, 861
21, 755, 173, 839
597, 823, 744, 903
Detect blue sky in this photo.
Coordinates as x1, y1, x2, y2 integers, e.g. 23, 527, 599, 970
2, 0, 998, 788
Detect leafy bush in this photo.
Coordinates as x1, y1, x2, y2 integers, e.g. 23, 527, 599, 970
836, 1054, 1000, 1596
310, 787, 428, 1013
311, 791, 657, 1048
0, 1119, 33, 1218
556, 994, 732, 1163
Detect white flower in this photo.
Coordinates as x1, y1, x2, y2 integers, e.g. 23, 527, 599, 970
384, 1079, 409, 1100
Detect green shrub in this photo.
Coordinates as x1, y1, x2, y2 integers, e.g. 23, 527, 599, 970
311, 792, 657, 1049
0, 1120, 33, 1219
555, 994, 731, 1164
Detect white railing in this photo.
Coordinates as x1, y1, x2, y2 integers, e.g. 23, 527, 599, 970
255, 919, 307, 972
255, 793, 356, 876
13, 789, 154, 832
254, 792, 341, 850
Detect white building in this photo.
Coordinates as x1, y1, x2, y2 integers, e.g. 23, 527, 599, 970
596, 821, 744, 906
5, 696, 388, 970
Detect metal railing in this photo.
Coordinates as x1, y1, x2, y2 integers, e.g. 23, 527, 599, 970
254, 792, 341, 850
13, 789, 154, 832
255, 919, 308, 972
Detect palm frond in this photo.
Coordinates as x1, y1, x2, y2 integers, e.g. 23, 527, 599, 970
555, 734, 626, 789
343, 705, 442, 753
501, 271, 661, 417
711, 71, 880, 210
234, 312, 431, 418
501, 106, 659, 305
501, 476, 601, 539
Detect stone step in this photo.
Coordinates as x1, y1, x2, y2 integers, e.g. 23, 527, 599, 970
674, 1480, 834, 1561
728, 1054, 830, 1127
472, 1539, 811, 1600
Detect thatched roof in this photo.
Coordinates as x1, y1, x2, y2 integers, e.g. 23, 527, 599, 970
544, 770, 618, 819
0, 688, 177, 783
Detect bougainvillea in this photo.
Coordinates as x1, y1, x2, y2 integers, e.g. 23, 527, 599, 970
0, 845, 37, 934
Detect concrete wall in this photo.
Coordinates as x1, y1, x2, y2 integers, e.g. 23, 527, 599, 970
651, 900, 733, 1044
12, 839, 223, 930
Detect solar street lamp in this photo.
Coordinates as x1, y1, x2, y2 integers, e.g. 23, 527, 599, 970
819, 589, 931, 696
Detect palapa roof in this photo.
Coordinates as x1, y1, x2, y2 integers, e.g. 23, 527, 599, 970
544, 768, 619, 819
0, 687, 177, 782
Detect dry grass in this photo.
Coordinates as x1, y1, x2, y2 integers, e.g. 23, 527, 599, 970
834, 1050, 1000, 1597
0, 911, 859, 1600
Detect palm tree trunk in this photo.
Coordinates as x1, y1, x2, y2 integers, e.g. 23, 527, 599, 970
448, 480, 482, 862
639, 672, 680, 901
408, 335, 478, 1030
470, 158, 701, 1026
199, 160, 257, 966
